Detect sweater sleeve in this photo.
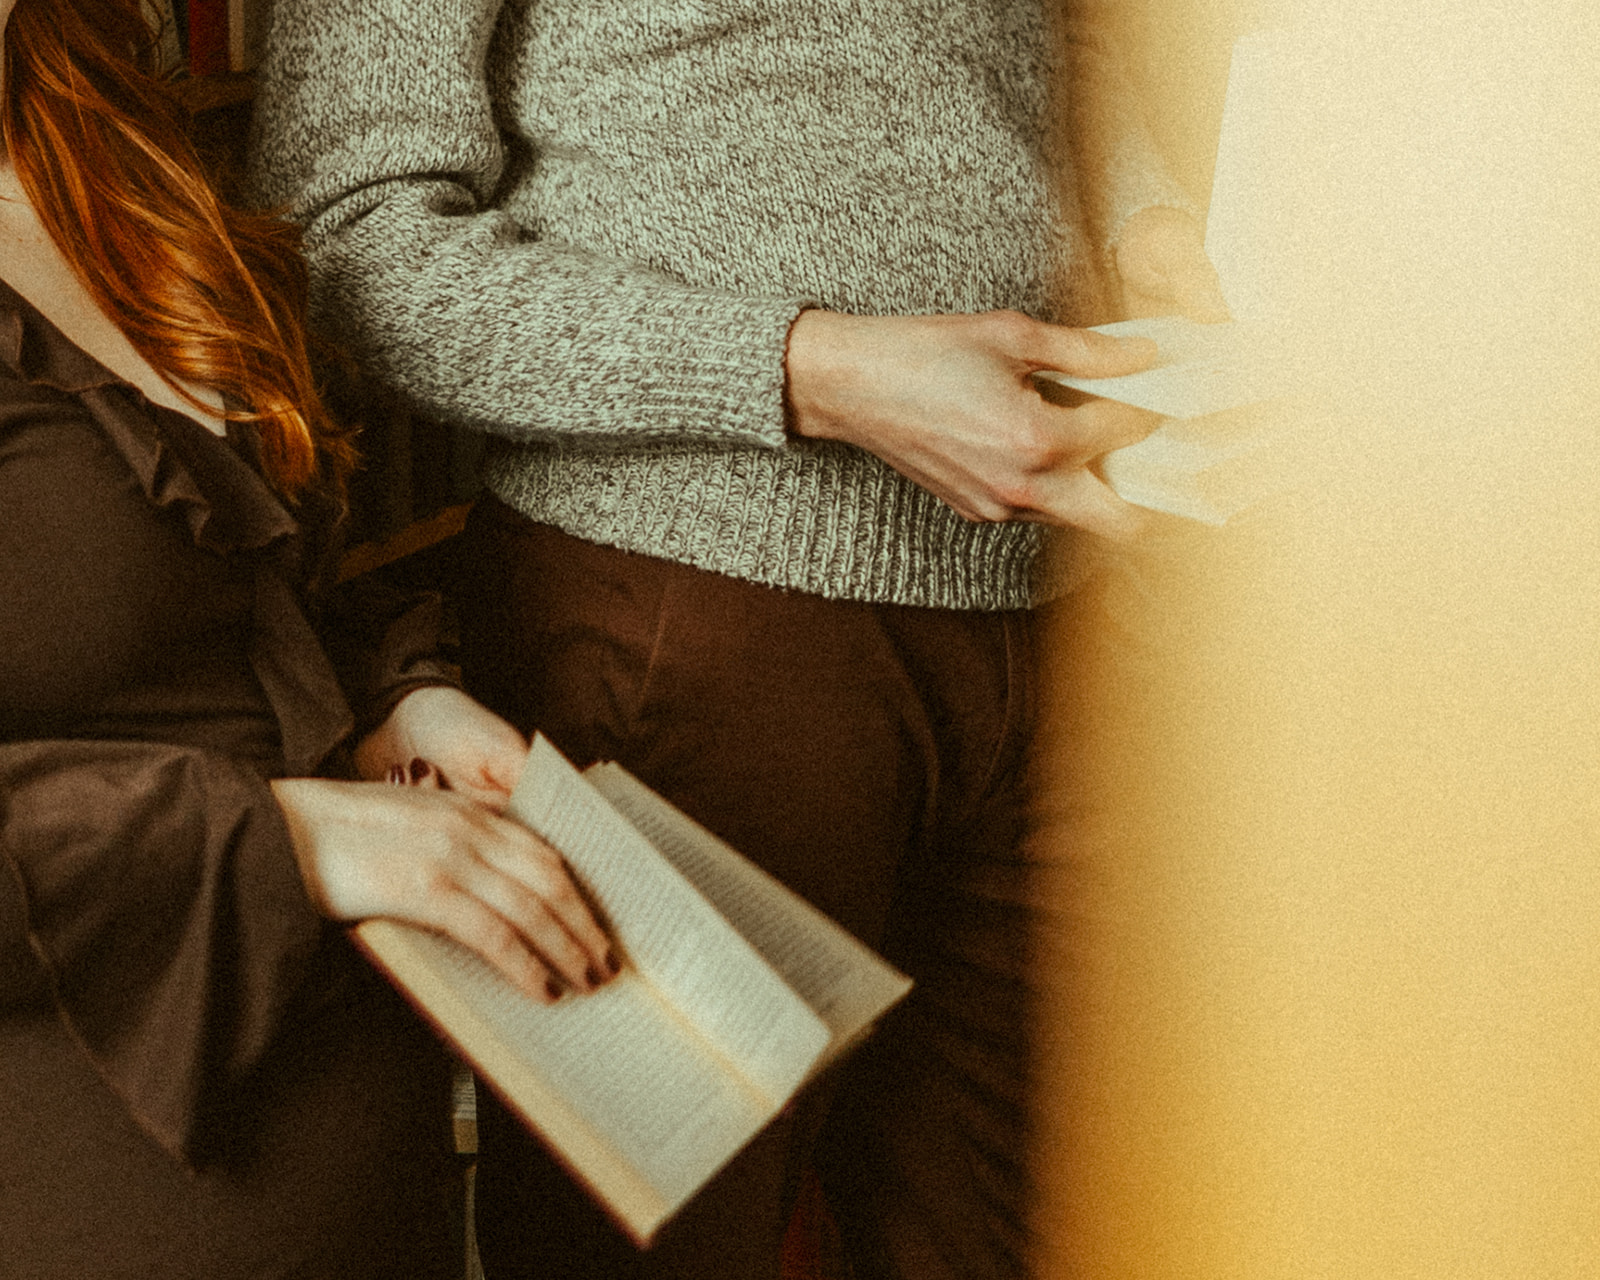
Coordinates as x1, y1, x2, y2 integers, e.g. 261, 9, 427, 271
0, 740, 325, 1163
248, 0, 806, 452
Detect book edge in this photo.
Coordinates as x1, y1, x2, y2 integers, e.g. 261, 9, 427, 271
352, 918, 676, 1245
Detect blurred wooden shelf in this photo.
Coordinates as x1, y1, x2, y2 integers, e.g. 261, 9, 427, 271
339, 503, 473, 582
172, 71, 255, 114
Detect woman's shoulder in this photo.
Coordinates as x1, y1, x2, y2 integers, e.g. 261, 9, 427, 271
0, 335, 121, 492
0, 276, 119, 405
0, 278, 123, 477
0, 285, 149, 531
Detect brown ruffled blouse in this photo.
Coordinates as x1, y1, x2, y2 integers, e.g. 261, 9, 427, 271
0, 280, 460, 1278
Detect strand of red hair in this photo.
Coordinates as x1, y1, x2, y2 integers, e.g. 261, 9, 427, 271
0, 0, 353, 496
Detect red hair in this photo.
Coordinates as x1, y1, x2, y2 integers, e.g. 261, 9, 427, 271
1, 0, 352, 495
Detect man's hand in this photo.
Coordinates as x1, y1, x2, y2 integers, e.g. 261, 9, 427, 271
1113, 205, 1231, 322
354, 686, 528, 811
785, 309, 1161, 539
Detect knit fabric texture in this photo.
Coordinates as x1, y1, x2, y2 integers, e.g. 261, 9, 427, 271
249, 0, 1190, 609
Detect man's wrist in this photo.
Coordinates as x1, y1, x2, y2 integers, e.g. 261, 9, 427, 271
784, 308, 875, 444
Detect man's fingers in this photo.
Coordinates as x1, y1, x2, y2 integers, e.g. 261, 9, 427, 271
1021, 465, 1148, 541
923, 395, 1157, 527
1064, 396, 1163, 455
1023, 320, 1158, 380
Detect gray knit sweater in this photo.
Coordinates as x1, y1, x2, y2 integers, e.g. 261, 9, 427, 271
250, 0, 1187, 609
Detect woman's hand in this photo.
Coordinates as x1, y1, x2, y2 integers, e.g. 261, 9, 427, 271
271, 777, 618, 1002
354, 685, 528, 811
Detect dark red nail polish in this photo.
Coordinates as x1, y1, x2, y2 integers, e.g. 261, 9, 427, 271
387, 764, 406, 785
544, 977, 564, 1002
585, 964, 603, 989
409, 757, 431, 784
605, 950, 621, 975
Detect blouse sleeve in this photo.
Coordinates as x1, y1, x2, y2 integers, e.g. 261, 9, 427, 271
316, 574, 461, 742
0, 304, 457, 1168
0, 738, 325, 1162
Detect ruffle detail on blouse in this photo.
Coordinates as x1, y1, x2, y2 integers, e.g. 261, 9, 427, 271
0, 280, 356, 774
0, 277, 300, 559
90, 397, 355, 772
85, 384, 300, 558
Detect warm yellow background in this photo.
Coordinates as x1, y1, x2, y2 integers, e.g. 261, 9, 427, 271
1035, 2, 1600, 1275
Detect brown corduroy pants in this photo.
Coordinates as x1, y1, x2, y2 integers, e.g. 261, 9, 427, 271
456, 498, 1039, 1280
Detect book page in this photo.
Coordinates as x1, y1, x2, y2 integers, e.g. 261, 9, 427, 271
510, 736, 830, 1104
1096, 400, 1297, 525
1201, 28, 1307, 328
1034, 317, 1292, 419
355, 920, 773, 1240
584, 763, 912, 1065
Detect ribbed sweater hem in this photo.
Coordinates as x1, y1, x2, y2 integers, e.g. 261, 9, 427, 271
481, 441, 1049, 611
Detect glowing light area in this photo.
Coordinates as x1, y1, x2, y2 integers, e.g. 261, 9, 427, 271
1034, 4, 1600, 1277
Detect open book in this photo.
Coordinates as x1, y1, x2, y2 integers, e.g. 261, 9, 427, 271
1036, 315, 1303, 525
354, 735, 912, 1245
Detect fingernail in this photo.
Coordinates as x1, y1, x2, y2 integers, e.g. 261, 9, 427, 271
605, 950, 621, 976
409, 757, 431, 784
387, 764, 406, 785
585, 964, 604, 990
544, 977, 564, 1002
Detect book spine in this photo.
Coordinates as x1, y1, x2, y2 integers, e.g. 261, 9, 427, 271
141, 0, 185, 77
228, 0, 274, 72
186, 0, 227, 76
227, 0, 245, 72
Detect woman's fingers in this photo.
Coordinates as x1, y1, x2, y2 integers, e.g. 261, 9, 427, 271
458, 819, 618, 992
422, 886, 567, 1002
388, 757, 445, 788
399, 783, 614, 986
356, 686, 530, 810
273, 778, 619, 999
420, 805, 617, 995
480, 832, 617, 979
